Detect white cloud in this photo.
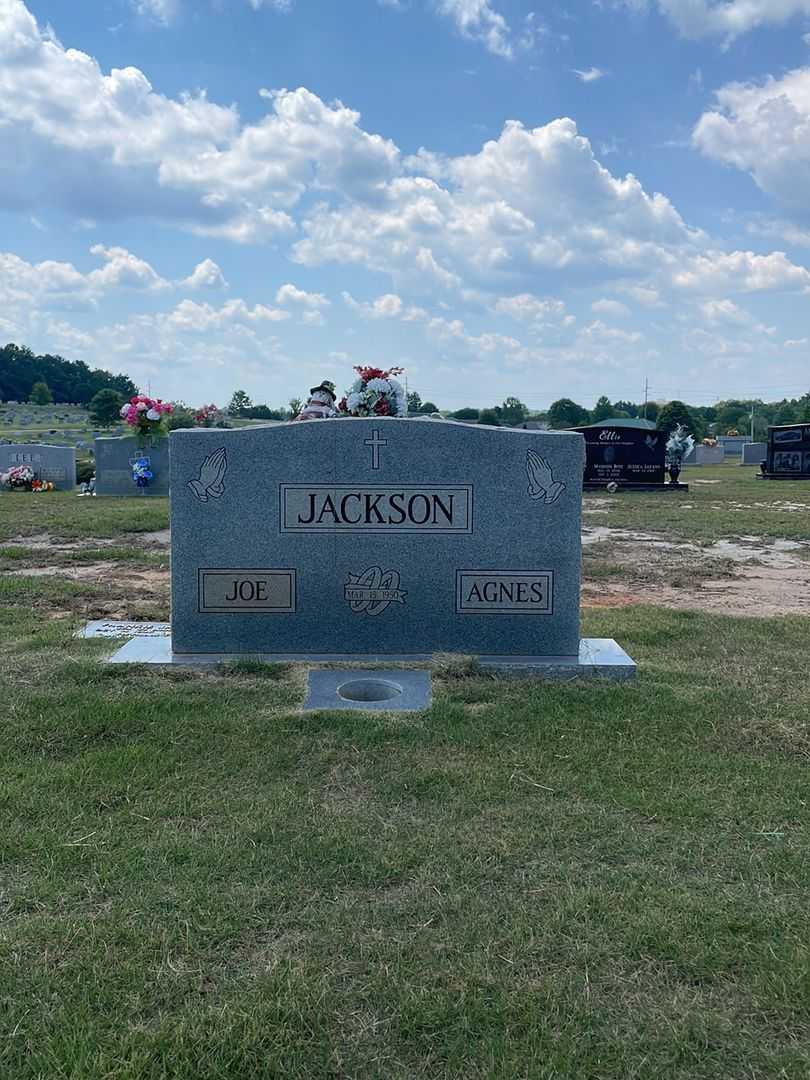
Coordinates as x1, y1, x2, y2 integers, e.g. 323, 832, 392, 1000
0, 2, 398, 241
275, 283, 330, 308
693, 68, 810, 218
133, 0, 179, 25
434, 0, 515, 58
624, 0, 810, 40
181, 258, 228, 290
673, 250, 810, 293
87, 245, 169, 291
495, 294, 569, 322
573, 67, 607, 82
0, 245, 168, 313
248, 0, 293, 10
591, 298, 630, 317
166, 298, 290, 331
342, 291, 428, 321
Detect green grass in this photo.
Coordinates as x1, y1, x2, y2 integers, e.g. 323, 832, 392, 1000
0, 491, 169, 541
585, 462, 810, 542
1, 471, 809, 1077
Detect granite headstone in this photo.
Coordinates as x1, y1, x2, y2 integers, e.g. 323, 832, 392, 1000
571, 419, 667, 488
741, 442, 767, 466
0, 443, 76, 490
763, 425, 810, 478
170, 419, 586, 659
94, 436, 170, 496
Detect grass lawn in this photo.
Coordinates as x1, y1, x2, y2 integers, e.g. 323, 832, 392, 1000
1, 475, 809, 1078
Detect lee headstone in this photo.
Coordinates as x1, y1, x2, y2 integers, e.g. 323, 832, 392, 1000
169, 419, 589, 660
0, 443, 76, 490
94, 436, 170, 496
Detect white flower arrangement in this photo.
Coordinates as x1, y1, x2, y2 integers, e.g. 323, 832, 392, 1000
338, 366, 407, 417
666, 425, 695, 463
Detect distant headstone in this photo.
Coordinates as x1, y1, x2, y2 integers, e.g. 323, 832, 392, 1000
0, 443, 76, 490
717, 435, 750, 457
684, 445, 724, 466
571, 419, 681, 490
94, 436, 170, 496
762, 425, 810, 478
741, 442, 767, 466
165, 420, 634, 676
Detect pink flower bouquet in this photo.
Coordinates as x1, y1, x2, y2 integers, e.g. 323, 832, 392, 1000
119, 395, 174, 443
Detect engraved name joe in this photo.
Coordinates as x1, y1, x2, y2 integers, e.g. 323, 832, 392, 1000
198, 569, 296, 613
281, 485, 472, 533
456, 571, 553, 614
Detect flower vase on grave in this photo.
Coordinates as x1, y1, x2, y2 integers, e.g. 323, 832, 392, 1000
668, 461, 681, 485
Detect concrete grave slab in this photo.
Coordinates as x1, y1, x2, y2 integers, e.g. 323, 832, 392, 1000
77, 620, 171, 639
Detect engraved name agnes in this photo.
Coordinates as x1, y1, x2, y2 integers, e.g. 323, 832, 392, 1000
456, 571, 553, 614
281, 485, 473, 533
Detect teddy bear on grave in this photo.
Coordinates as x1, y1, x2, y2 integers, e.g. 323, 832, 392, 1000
293, 380, 338, 421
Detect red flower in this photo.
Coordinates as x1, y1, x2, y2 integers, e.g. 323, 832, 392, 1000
374, 396, 391, 415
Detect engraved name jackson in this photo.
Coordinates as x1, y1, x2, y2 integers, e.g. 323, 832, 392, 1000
280, 485, 473, 533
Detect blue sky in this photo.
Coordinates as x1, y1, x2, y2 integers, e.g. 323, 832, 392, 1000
1, 0, 809, 411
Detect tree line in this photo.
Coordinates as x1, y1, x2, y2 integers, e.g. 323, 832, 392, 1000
0, 344, 136, 405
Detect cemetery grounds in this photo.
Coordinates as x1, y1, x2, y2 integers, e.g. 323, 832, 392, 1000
1, 463, 809, 1079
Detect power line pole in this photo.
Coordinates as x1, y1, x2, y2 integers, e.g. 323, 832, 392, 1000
642, 377, 649, 419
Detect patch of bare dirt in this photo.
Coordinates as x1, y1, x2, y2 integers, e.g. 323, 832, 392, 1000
582, 527, 810, 616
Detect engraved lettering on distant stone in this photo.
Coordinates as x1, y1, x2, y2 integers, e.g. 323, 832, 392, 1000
364, 428, 387, 470
281, 485, 473, 533
188, 448, 227, 503
526, 450, 565, 505
198, 569, 295, 613
456, 571, 553, 614
345, 566, 407, 616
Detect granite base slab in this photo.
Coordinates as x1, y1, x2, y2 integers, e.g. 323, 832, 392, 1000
103, 637, 636, 680
304, 670, 432, 711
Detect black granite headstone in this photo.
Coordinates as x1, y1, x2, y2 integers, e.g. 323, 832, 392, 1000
572, 420, 667, 488
764, 425, 810, 478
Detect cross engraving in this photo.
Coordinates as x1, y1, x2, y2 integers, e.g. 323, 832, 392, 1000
364, 428, 388, 471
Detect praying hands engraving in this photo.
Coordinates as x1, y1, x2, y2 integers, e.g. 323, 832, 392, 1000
188, 448, 227, 503
526, 449, 565, 505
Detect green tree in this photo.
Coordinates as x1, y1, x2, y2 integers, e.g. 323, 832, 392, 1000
88, 388, 124, 427
288, 398, 303, 419
452, 407, 479, 421
166, 407, 196, 431
716, 401, 751, 433
29, 380, 53, 405
547, 398, 589, 428
478, 408, 501, 427
406, 391, 422, 413
657, 400, 698, 439
419, 401, 439, 414
798, 393, 810, 423
227, 390, 253, 416
590, 395, 614, 423
499, 396, 528, 426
